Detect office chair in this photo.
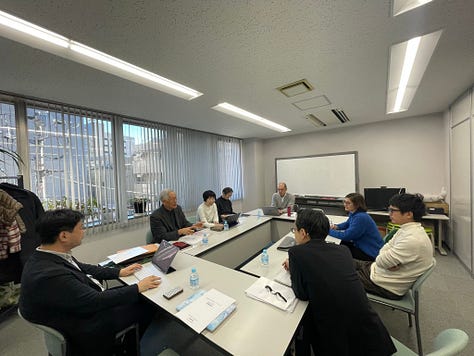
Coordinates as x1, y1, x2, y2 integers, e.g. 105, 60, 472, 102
157, 347, 180, 356
18, 309, 140, 356
18, 309, 66, 356
367, 259, 436, 356
146, 229, 154, 244
391, 328, 469, 356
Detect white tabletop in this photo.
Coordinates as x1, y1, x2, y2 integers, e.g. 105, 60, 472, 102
122, 252, 307, 356
181, 215, 272, 256
240, 231, 343, 278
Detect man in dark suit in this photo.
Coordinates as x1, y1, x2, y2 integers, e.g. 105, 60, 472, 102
150, 189, 203, 243
283, 209, 396, 356
215, 187, 235, 223
19, 209, 161, 356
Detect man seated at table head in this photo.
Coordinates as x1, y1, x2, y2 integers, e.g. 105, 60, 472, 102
150, 189, 203, 243
354, 193, 434, 300
283, 209, 396, 356
271, 182, 295, 214
216, 187, 235, 222
19, 209, 161, 356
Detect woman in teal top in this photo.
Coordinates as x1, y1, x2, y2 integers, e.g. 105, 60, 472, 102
329, 193, 384, 261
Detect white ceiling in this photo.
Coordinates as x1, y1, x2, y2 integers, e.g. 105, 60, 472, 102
0, 0, 473, 139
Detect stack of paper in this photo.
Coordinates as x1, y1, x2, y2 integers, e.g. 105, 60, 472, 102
274, 269, 292, 287
107, 246, 149, 264
175, 288, 236, 333
179, 229, 211, 246
245, 276, 298, 312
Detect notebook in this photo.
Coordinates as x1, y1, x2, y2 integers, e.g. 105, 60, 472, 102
261, 206, 281, 216
134, 240, 179, 279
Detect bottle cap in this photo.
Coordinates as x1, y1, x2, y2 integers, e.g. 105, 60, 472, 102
191, 267, 196, 273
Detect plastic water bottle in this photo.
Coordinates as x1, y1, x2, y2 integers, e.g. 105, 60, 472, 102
223, 220, 229, 231
257, 209, 262, 219
261, 249, 269, 266
189, 267, 199, 289
202, 232, 208, 245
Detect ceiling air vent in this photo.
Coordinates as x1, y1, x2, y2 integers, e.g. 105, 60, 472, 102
331, 109, 350, 123
306, 114, 327, 127
277, 79, 313, 97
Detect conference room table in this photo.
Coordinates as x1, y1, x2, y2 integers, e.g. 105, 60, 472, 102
121, 239, 307, 355
120, 211, 347, 355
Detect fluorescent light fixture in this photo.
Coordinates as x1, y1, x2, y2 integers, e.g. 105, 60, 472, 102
393, 0, 434, 17
386, 29, 442, 114
0, 10, 202, 100
69, 41, 202, 100
212, 102, 291, 133
0, 10, 68, 47
392, 36, 420, 113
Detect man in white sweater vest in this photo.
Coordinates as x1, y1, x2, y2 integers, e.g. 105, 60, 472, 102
354, 193, 434, 299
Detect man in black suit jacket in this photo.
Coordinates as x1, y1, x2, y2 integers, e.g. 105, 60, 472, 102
150, 189, 203, 243
19, 209, 162, 356
283, 209, 396, 356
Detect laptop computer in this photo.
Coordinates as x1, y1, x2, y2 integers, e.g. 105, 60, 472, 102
277, 235, 296, 251
261, 206, 281, 216
134, 240, 179, 279
224, 212, 241, 226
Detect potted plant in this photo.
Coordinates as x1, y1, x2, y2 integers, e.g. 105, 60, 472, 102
132, 197, 148, 214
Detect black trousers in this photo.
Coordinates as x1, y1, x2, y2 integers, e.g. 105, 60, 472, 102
67, 298, 156, 356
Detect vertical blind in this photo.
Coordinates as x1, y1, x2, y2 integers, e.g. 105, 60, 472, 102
0, 93, 243, 234
27, 101, 116, 232
123, 121, 243, 214
0, 101, 19, 181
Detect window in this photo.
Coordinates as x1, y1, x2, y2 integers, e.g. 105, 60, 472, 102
27, 102, 116, 228
0, 102, 19, 181
0, 92, 243, 234
123, 121, 243, 213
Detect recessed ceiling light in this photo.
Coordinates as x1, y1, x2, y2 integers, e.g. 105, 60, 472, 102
386, 29, 442, 114
212, 102, 291, 133
392, 0, 434, 17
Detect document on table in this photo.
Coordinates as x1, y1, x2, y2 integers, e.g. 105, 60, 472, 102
325, 236, 341, 245
179, 229, 210, 246
175, 288, 235, 333
274, 269, 292, 287
245, 276, 297, 312
107, 246, 148, 264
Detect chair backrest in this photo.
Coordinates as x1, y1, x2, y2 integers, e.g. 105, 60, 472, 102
427, 328, 469, 356
383, 228, 398, 243
145, 229, 154, 244
18, 309, 67, 356
392, 328, 469, 356
413, 258, 437, 295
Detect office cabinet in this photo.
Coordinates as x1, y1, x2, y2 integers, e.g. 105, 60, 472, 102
450, 86, 474, 274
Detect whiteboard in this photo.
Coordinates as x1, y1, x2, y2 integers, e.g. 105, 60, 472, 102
275, 152, 358, 197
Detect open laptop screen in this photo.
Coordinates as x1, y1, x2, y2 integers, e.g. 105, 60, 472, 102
152, 240, 179, 274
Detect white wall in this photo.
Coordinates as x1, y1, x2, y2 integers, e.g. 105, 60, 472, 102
255, 113, 447, 205
242, 139, 265, 211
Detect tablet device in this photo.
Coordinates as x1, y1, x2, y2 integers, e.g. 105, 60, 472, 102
152, 240, 180, 274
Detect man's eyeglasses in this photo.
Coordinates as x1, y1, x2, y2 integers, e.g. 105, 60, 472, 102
265, 285, 287, 303
388, 207, 401, 213
290, 227, 296, 234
